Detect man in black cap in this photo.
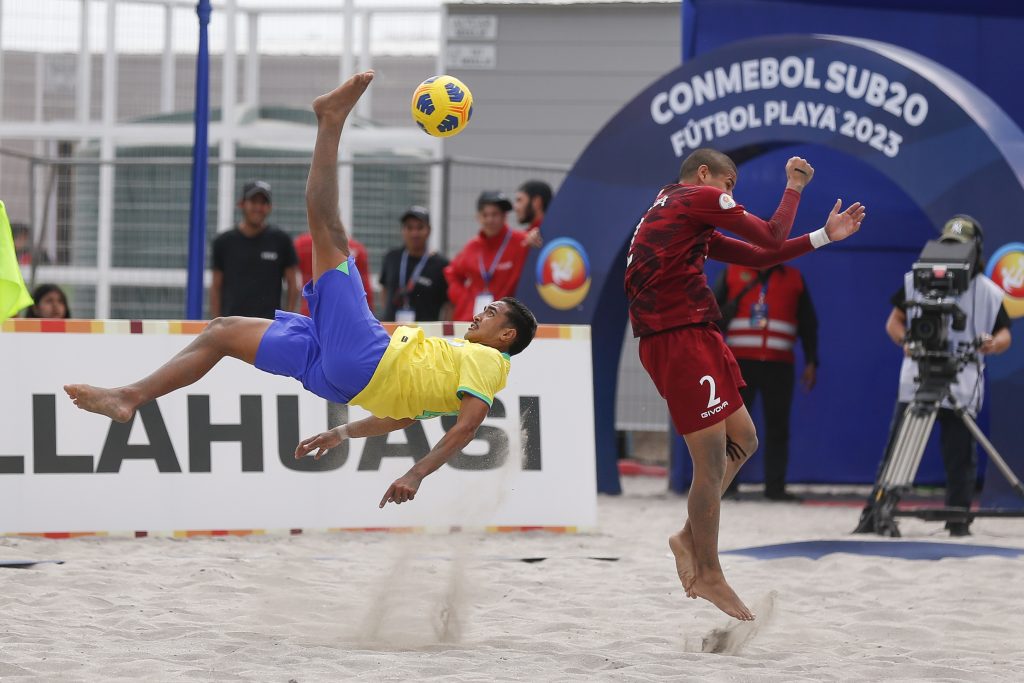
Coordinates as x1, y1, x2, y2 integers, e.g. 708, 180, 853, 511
378, 205, 450, 322
855, 215, 1013, 536
444, 190, 543, 321
210, 179, 301, 319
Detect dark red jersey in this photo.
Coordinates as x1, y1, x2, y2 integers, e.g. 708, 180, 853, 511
625, 183, 810, 337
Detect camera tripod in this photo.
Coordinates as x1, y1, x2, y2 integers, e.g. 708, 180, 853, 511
855, 366, 1024, 537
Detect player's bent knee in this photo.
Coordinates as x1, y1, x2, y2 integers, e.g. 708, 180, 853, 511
726, 430, 757, 462
203, 316, 244, 345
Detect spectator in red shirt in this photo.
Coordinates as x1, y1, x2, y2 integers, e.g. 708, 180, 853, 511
444, 191, 542, 321
294, 230, 374, 316
514, 180, 552, 234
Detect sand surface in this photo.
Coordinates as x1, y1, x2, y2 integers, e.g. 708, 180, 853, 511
2, 476, 1023, 681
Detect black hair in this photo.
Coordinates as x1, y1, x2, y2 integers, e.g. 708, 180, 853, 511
10, 222, 30, 238
677, 148, 737, 182
499, 297, 538, 356
517, 180, 553, 211
26, 283, 71, 319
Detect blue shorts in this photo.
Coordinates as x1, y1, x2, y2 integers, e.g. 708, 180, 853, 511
254, 258, 390, 403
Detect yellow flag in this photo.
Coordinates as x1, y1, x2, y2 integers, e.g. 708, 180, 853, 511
0, 201, 34, 321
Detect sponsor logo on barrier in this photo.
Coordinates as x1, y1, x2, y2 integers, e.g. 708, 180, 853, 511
536, 237, 591, 310
0, 395, 543, 475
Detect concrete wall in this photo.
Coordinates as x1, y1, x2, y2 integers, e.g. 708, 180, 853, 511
444, 2, 680, 165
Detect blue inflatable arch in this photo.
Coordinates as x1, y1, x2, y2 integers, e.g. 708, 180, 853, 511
515, 35, 1024, 495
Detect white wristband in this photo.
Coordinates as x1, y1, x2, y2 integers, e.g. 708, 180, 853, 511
809, 227, 831, 250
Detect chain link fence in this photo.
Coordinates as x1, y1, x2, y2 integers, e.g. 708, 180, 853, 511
5, 145, 666, 434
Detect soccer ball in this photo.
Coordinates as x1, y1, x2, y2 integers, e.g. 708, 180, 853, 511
410, 75, 474, 138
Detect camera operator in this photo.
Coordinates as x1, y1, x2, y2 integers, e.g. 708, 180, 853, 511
856, 215, 1012, 536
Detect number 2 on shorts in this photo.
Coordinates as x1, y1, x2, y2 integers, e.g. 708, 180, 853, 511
700, 375, 722, 409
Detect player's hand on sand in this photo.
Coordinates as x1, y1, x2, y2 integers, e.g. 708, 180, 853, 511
380, 473, 422, 508
785, 157, 814, 191
823, 199, 866, 242
294, 425, 347, 460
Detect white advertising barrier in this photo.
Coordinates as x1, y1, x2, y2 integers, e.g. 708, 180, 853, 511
0, 320, 596, 535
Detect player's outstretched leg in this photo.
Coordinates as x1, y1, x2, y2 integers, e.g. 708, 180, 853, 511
65, 316, 272, 423
307, 70, 374, 281
676, 420, 755, 621
670, 406, 757, 601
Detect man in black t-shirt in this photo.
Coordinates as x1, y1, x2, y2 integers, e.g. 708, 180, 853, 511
378, 206, 449, 322
211, 180, 301, 319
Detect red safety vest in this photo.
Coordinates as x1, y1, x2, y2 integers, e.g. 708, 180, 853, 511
722, 265, 803, 364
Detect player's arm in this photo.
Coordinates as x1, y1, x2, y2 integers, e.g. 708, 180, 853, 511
693, 158, 813, 248
708, 198, 865, 267
294, 415, 416, 460
708, 232, 813, 267
712, 189, 801, 248
379, 395, 489, 507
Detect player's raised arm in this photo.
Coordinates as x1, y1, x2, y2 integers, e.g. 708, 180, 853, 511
683, 156, 814, 249
707, 198, 865, 267
379, 394, 490, 507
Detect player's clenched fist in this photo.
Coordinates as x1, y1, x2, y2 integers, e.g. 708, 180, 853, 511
785, 157, 814, 191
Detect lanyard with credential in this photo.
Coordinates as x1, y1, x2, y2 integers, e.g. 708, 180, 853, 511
477, 229, 513, 292
752, 267, 776, 330
399, 250, 430, 306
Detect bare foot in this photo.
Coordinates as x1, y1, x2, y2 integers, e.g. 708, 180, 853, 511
64, 384, 135, 423
312, 71, 375, 123
689, 573, 755, 621
668, 530, 698, 599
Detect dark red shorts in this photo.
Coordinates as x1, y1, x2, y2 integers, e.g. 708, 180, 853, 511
639, 323, 746, 435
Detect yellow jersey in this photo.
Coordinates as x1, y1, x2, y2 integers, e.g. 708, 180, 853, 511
349, 326, 511, 419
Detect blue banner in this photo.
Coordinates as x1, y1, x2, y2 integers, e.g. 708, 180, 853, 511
515, 34, 1024, 497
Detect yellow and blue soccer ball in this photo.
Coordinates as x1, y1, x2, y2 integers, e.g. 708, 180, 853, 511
411, 75, 474, 138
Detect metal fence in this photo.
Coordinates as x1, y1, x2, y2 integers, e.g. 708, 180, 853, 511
7, 148, 557, 316
6, 145, 666, 432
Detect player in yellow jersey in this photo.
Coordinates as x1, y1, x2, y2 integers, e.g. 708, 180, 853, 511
64, 71, 538, 507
